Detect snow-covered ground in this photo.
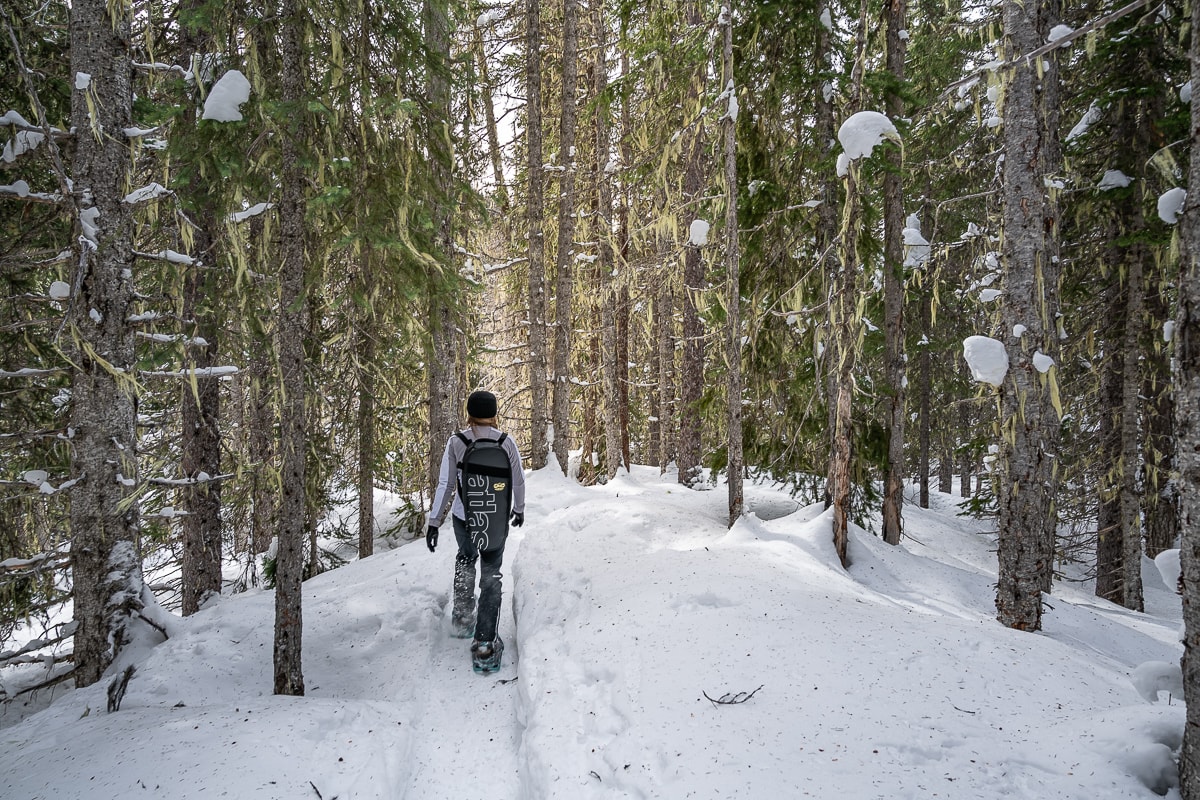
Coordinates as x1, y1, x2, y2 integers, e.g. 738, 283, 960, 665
0, 465, 1186, 799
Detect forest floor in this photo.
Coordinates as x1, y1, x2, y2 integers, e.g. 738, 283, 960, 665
0, 463, 1187, 799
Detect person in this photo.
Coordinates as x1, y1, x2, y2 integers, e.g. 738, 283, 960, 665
426, 390, 525, 670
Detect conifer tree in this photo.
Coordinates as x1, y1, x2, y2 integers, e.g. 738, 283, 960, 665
551, 0, 581, 474
65, 0, 149, 686
274, 0, 308, 696
1178, 0, 1200, 789
994, 0, 1062, 631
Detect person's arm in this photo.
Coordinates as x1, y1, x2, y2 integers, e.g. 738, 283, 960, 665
428, 436, 458, 527
506, 438, 525, 515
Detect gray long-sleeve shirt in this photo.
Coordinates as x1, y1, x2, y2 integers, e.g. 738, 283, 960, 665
428, 426, 526, 528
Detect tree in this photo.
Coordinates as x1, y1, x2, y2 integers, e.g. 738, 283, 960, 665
525, 0, 550, 469
880, 0, 908, 546
1177, 0, 1200, 792
994, 0, 1062, 631
173, 0, 229, 615
65, 0, 150, 686
273, 0, 308, 696
676, 0, 707, 491
721, 2, 743, 527
551, 0, 580, 474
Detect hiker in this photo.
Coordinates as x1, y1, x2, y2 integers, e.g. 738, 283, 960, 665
426, 390, 526, 673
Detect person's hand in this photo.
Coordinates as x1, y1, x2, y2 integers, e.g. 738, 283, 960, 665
510, 512, 524, 528
426, 525, 439, 552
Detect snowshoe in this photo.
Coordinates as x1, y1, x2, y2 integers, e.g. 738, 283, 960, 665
471, 637, 504, 674
450, 613, 475, 639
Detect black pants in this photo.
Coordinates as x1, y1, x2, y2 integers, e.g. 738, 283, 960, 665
451, 516, 505, 643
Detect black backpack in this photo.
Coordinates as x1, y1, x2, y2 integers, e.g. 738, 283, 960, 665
456, 431, 514, 552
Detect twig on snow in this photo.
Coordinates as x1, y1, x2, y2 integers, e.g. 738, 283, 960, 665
702, 684, 764, 707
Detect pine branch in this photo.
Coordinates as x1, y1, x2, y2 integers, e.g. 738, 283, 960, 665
942, 0, 1157, 98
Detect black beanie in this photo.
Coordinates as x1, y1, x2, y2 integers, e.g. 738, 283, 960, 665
466, 390, 498, 419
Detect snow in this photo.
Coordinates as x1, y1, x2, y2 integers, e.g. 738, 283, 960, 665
1, 467, 1186, 799
75, 72, 91, 90
229, 202, 274, 223
837, 111, 899, 161
1067, 102, 1103, 143
1182, 81, 1193, 104
1033, 350, 1055, 373
689, 219, 710, 247
819, 7, 832, 30
963, 335, 1008, 386
123, 183, 172, 204
1165, 320, 1177, 342
48, 281, 70, 301
979, 288, 1003, 302
1158, 188, 1187, 224
901, 217, 929, 268
1048, 24, 1074, 45
1099, 170, 1134, 191
202, 70, 252, 123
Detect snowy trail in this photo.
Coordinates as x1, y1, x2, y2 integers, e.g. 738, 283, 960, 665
398, 533, 525, 800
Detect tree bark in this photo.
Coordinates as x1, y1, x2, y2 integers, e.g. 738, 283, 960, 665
67, 0, 146, 687
880, 0, 907, 546
1095, 276, 1124, 603
525, 0, 549, 469
472, 20, 507, 215
425, 0, 459, 492
829, 0, 869, 564
677, 0, 706, 490
595, 4, 623, 479
172, 5, 226, 616
1119, 236, 1145, 611
1177, 2, 1200, 789
995, 0, 1061, 631
274, 0, 307, 696
357, 318, 376, 559
551, 0, 580, 475
721, 3, 743, 527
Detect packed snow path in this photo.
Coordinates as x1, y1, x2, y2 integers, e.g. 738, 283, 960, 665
0, 465, 1187, 799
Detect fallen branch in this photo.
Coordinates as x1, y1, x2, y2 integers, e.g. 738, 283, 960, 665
702, 684, 764, 707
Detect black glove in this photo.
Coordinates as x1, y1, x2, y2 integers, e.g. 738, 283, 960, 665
510, 512, 524, 528
426, 525, 439, 552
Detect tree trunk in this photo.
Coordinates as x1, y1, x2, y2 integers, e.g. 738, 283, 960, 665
176, 6, 225, 617
721, 3, 743, 528
425, 0, 458, 492
994, 0, 1061, 631
472, 19, 507, 215
880, 0, 907, 545
1177, 1, 1200, 788
67, 0, 146, 687
1095, 278, 1124, 603
274, 0, 307, 696
179, 231, 224, 615
595, 5, 623, 479
357, 318, 377, 559
551, 0, 580, 475
917, 282, 932, 509
958, 399, 972, 497
657, 260, 675, 473
525, 0, 549, 469
829, 0, 870, 563
677, 0, 706, 490
1120, 238, 1145, 611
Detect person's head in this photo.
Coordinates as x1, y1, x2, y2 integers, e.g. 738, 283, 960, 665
466, 390, 498, 427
